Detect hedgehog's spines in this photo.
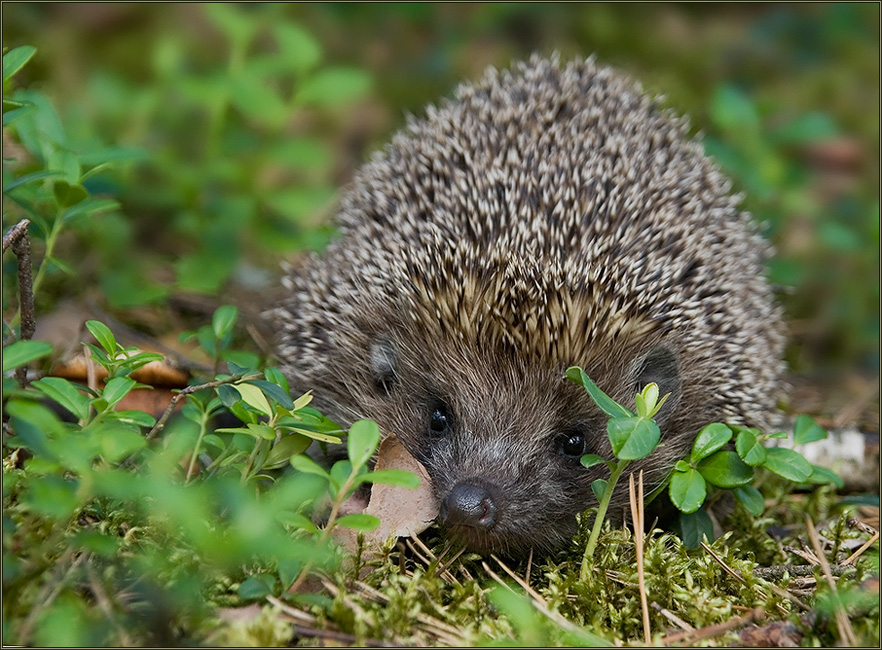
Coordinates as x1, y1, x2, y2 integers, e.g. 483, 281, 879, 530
274, 53, 784, 456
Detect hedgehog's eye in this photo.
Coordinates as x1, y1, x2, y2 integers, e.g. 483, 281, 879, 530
558, 431, 586, 459
428, 403, 453, 436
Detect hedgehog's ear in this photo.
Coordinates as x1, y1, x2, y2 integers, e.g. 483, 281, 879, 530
369, 339, 399, 396
631, 345, 681, 424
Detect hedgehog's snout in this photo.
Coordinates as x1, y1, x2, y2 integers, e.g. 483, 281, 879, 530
440, 481, 499, 530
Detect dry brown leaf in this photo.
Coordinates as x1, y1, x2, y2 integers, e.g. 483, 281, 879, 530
333, 433, 439, 554
364, 434, 439, 541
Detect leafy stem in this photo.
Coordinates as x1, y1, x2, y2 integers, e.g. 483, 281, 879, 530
581, 458, 627, 581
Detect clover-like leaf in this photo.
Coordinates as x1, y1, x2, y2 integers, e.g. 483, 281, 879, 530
735, 428, 767, 466
697, 450, 753, 488
691, 423, 732, 462
669, 467, 707, 513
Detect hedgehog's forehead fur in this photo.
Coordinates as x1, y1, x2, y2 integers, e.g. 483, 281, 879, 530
274, 54, 782, 433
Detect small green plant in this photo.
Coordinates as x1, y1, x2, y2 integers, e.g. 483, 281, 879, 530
564, 367, 670, 580
566, 367, 843, 577
0, 308, 421, 643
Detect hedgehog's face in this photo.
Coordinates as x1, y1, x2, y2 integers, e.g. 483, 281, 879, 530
363, 335, 689, 556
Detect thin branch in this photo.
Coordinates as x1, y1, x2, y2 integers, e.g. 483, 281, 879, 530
660, 607, 764, 645
3, 220, 36, 385
145, 372, 258, 440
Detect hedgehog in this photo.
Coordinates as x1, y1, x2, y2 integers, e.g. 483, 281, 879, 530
270, 55, 785, 556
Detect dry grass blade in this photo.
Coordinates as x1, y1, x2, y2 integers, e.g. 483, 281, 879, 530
628, 471, 651, 645
701, 542, 793, 616
805, 516, 858, 646
482, 559, 591, 640
842, 530, 879, 566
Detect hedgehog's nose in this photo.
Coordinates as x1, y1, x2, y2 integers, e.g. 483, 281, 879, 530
441, 482, 498, 529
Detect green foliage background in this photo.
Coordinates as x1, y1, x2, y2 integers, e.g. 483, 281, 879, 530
2, 2, 879, 374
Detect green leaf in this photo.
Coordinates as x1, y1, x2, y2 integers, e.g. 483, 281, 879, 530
296, 66, 371, 107
211, 304, 238, 340
634, 382, 659, 418
591, 479, 608, 502
675, 459, 691, 472
335, 513, 380, 532
2, 103, 33, 126
3, 46, 36, 83
735, 428, 767, 466
2, 169, 62, 194
278, 512, 318, 534
52, 180, 88, 207
86, 320, 118, 356
233, 382, 273, 417
113, 410, 156, 428
204, 3, 258, 47
265, 433, 311, 468
246, 379, 295, 410
580, 454, 608, 469
677, 507, 714, 549
565, 367, 633, 418
806, 464, 844, 489
94, 423, 146, 462
607, 416, 660, 461
231, 76, 288, 126
32, 377, 91, 421
71, 530, 119, 557
2, 340, 53, 372
697, 450, 754, 488
246, 422, 277, 440
733, 485, 765, 516
669, 467, 707, 513
347, 419, 380, 470
691, 423, 732, 462
264, 367, 290, 393
238, 574, 276, 600
61, 197, 120, 224
763, 447, 813, 482
793, 414, 828, 445
711, 84, 759, 133
278, 558, 302, 590
101, 376, 136, 409
358, 469, 420, 488
23, 474, 80, 521
273, 23, 322, 74
768, 112, 838, 145
290, 453, 330, 479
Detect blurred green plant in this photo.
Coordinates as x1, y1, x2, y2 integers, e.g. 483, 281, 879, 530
2, 305, 421, 644
704, 82, 878, 372
4, 5, 372, 314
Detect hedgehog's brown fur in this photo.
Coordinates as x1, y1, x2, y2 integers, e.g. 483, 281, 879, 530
270, 55, 785, 555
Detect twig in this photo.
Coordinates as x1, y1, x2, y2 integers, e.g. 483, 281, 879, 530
660, 607, 764, 645
806, 516, 857, 646
3, 220, 36, 385
753, 564, 856, 580
701, 542, 790, 616
2, 219, 31, 254
842, 531, 879, 566
145, 372, 257, 440
650, 602, 693, 632
628, 471, 651, 645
